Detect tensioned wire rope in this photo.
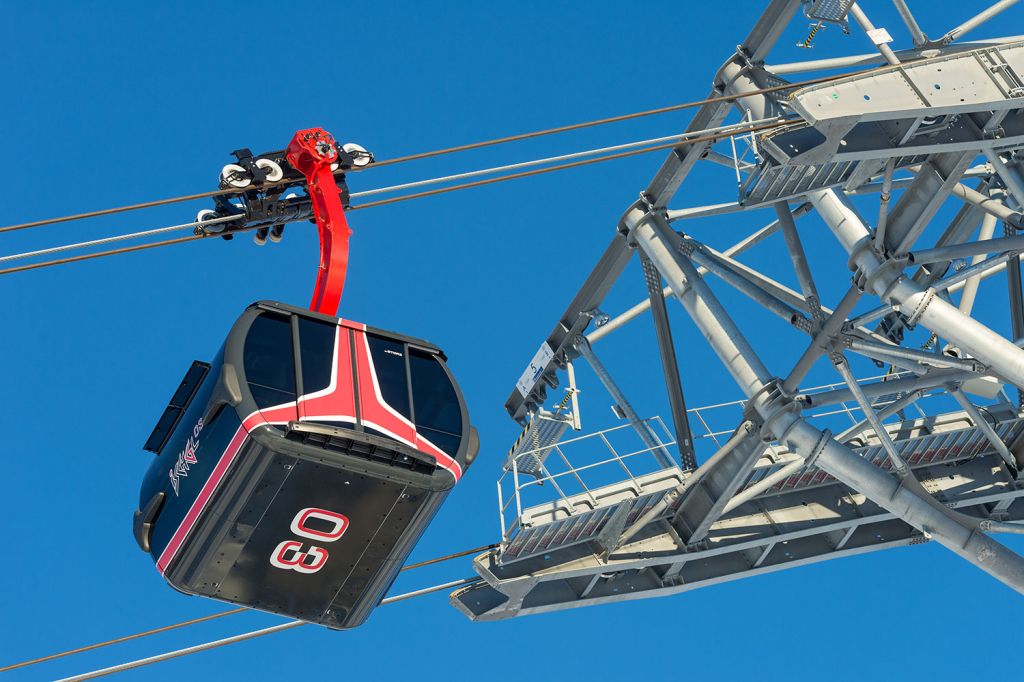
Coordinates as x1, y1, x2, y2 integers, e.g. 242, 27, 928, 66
0, 117, 789, 267
0, 543, 497, 674
0, 117, 791, 276
54, 577, 481, 682
0, 68, 867, 236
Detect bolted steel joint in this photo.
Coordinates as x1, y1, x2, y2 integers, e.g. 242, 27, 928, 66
902, 286, 937, 329
739, 378, 797, 442
801, 428, 832, 469
673, 232, 697, 258
791, 315, 814, 334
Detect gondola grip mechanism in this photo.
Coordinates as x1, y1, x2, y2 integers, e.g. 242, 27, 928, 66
286, 127, 353, 316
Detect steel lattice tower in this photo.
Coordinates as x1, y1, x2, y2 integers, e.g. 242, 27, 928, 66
451, 0, 1024, 620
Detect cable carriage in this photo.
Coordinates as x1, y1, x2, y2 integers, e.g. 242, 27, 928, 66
134, 128, 477, 629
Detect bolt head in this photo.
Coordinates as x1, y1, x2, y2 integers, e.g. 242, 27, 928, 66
315, 141, 336, 158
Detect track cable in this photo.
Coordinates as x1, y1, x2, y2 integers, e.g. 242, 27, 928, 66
0, 543, 496, 674
0, 68, 863, 236
0, 118, 790, 276
0, 119, 786, 268
55, 577, 481, 682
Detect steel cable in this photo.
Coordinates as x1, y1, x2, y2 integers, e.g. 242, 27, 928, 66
0, 118, 786, 269
0, 215, 239, 263
345, 70, 848, 168
352, 116, 787, 199
0, 235, 204, 275
0, 119, 790, 276
0, 544, 496, 674
0, 68, 863, 236
54, 577, 481, 682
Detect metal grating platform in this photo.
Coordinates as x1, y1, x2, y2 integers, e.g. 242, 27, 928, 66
747, 417, 1024, 495
458, 409, 1024, 621
741, 147, 927, 205
804, 0, 854, 24
502, 489, 667, 562
497, 410, 1024, 567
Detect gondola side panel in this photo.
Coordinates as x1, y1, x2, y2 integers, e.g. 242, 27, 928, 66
138, 348, 241, 566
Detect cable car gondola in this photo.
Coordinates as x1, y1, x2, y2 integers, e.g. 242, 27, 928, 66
133, 128, 477, 629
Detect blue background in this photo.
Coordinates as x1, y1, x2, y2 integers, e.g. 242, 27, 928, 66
2, 1, 1023, 680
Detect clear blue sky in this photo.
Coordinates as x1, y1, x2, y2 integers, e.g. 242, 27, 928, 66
2, 1, 1023, 680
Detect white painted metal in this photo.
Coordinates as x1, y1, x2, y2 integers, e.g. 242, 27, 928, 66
789, 41, 1024, 125
454, 1, 1024, 622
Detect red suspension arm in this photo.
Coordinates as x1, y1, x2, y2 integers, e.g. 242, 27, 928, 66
286, 128, 352, 317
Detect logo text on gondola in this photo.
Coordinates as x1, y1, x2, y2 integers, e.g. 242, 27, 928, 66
169, 417, 205, 496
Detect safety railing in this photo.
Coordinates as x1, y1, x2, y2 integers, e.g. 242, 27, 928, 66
684, 370, 1016, 459
496, 371, 1019, 544
497, 417, 675, 544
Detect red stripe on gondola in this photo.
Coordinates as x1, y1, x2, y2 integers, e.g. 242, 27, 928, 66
353, 331, 462, 481
156, 321, 461, 575
298, 326, 357, 423
156, 403, 297, 575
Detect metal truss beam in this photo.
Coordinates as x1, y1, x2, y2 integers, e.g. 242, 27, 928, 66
766, 35, 1024, 74
640, 254, 697, 470
644, 0, 799, 204
627, 212, 773, 544
474, 2, 1024, 625
590, 204, 812, 344
940, 0, 1022, 46
453, 442, 1024, 620
573, 335, 675, 469
813, 188, 1024, 389
504, 231, 633, 423
631, 210, 1024, 591
893, 0, 928, 47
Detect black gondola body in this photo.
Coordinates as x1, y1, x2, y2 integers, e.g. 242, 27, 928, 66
135, 301, 477, 629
